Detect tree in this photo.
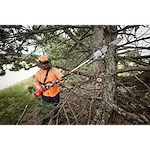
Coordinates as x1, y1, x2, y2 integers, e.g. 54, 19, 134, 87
1, 25, 150, 124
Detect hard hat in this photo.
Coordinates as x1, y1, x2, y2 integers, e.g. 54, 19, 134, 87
38, 56, 49, 62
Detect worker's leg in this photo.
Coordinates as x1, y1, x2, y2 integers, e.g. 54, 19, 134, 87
42, 95, 52, 103
41, 94, 60, 123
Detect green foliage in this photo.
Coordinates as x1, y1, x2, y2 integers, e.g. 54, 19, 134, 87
38, 101, 53, 115
117, 61, 142, 77
19, 61, 34, 70
41, 33, 91, 72
126, 50, 140, 57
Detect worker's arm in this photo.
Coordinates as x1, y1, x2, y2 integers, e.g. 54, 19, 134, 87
33, 74, 43, 91
55, 68, 64, 81
58, 76, 64, 81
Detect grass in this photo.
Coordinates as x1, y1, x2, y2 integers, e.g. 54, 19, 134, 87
0, 77, 37, 125
0, 76, 74, 125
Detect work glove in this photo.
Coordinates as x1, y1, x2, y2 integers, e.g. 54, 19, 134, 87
34, 87, 46, 97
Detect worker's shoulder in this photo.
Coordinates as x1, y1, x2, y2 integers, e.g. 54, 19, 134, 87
52, 67, 61, 74
35, 69, 42, 75
52, 67, 59, 71
52, 66, 58, 69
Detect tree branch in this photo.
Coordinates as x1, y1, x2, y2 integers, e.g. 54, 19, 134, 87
117, 25, 141, 33
113, 103, 149, 124
117, 66, 150, 74
63, 28, 89, 52
118, 56, 149, 66
119, 36, 150, 47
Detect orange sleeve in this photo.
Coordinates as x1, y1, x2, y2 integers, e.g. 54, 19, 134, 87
33, 71, 42, 90
54, 68, 64, 80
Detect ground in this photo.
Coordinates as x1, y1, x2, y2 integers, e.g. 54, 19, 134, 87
16, 72, 150, 125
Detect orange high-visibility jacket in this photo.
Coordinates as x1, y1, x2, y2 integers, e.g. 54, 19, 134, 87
34, 67, 63, 97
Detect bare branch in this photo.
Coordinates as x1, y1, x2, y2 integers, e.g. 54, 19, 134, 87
120, 36, 150, 47
67, 102, 78, 124
117, 66, 150, 74
134, 75, 150, 90
118, 56, 149, 66
113, 103, 149, 124
63, 28, 89, 52
118, 46, 150, 51
63, 106, 70, 125
117, 25, 141, 33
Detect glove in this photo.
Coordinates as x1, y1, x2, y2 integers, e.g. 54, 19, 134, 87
34, 87, 46, 97
34, 90, 43, 97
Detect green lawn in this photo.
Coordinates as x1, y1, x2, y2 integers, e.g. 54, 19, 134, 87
0, 77, 37, 125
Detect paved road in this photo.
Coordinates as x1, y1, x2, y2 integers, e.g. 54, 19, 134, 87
0, 67, 39, 91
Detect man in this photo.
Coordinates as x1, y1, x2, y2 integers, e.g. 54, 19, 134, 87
34, 56, 64, 124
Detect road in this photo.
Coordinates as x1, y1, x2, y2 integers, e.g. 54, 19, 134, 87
0, 67, 39, 91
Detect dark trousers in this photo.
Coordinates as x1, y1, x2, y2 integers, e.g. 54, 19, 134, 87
42, 93, 60, 120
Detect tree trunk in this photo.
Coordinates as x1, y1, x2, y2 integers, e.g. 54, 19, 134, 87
92, 25, 105, 77
92, 26, 117, 124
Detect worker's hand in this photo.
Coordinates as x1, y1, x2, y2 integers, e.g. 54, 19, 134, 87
39, 87, 46, 92
38, 88, 43, 92
34, 87, 46, 98
34, 90, 42, 97
59, 77, 64, 81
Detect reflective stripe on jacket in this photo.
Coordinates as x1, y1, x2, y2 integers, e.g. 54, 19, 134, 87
34, 67, 63, 97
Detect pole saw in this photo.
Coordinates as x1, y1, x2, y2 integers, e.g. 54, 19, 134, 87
35, 38, 121, 97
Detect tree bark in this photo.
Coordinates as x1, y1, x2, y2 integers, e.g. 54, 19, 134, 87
91, 25, 105, 77
91, 26, 117, 124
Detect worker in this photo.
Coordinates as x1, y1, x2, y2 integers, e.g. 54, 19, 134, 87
34, 55, 64, 124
